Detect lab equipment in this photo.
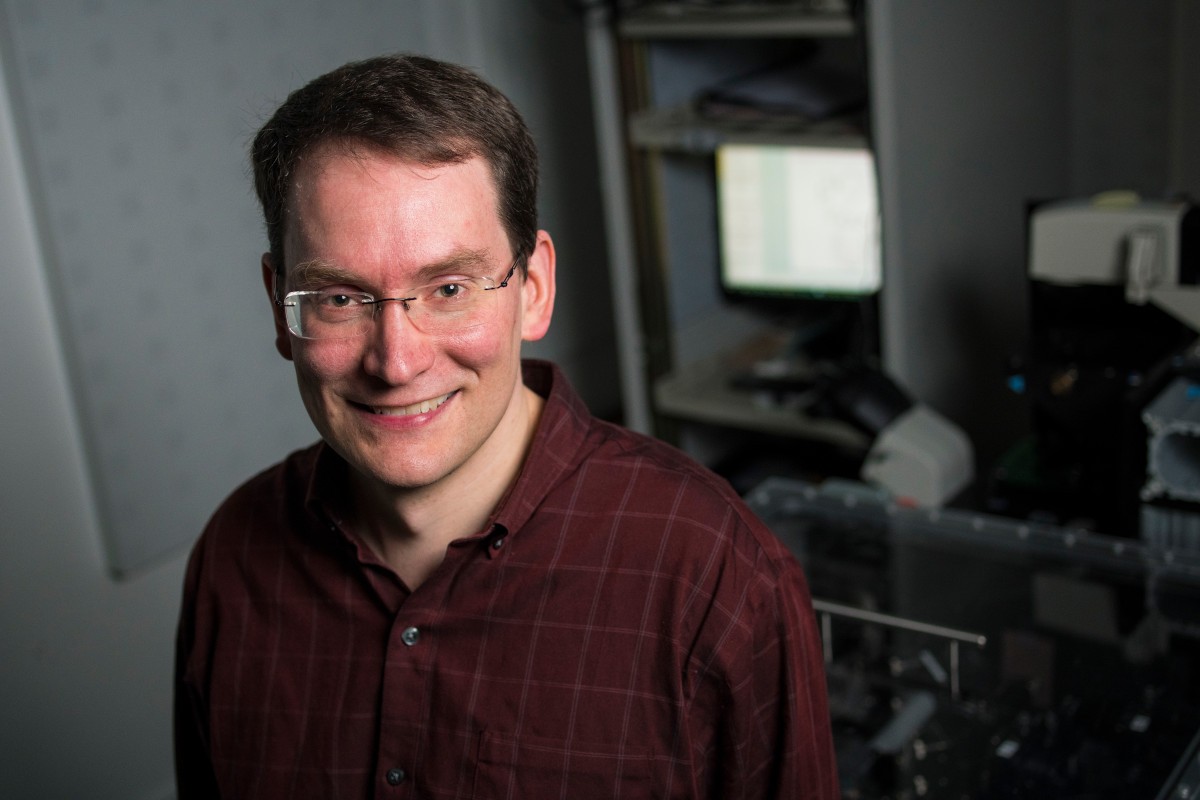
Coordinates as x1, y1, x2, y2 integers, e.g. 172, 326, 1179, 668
748, 476, 1200, 799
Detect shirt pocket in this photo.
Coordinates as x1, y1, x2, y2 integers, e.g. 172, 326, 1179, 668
472, 730, 663, 799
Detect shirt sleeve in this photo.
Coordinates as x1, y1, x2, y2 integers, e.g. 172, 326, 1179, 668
751, 556, 841, 798
690, 532, 841, 799
173, 540, 221, 799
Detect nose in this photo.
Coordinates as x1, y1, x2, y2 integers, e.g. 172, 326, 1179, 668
360, 299, 434, 384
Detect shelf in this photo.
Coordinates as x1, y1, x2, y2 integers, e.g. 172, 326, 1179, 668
653, 342, 870, 450
628, 103, 866, 152
592, 1, 874, 449
617, 2, 856, 39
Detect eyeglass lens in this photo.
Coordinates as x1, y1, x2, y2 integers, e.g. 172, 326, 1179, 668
283, 270, 511, 340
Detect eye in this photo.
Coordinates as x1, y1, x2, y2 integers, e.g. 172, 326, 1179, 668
427, 279, 480, 302
315, 289, 365, 308
322, 293, 354, 308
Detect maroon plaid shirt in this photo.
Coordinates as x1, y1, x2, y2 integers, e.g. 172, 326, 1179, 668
175, 360, 838, 799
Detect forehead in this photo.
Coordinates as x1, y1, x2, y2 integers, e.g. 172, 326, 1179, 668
283, 143, 507, 270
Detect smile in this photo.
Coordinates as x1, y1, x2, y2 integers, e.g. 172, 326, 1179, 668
368, 392, 454, 417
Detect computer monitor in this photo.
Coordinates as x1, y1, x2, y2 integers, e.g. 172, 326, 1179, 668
716, 142, 881, 301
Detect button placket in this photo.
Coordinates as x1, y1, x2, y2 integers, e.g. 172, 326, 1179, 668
382, 625, 418, 792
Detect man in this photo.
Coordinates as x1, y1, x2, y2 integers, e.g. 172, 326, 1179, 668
175, 54, 839, 799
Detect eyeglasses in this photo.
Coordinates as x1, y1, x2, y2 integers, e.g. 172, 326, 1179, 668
278, 259, 519, 340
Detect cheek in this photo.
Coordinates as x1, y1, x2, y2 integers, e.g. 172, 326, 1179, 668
290, 315, 519, 379
293, 340, 361, 381
440, 320, 519, 364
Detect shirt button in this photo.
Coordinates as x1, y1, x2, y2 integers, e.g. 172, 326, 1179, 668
400, 626, 420, 646
385, 767, 407, 785
491, 536, 505, 550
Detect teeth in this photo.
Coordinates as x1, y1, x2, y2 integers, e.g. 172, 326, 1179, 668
372, 392, 452, 417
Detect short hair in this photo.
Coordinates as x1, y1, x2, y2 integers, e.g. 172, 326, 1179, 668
251, 54, 539, 273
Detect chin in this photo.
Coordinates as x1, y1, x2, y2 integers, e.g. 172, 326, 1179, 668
350, 449, 459, 492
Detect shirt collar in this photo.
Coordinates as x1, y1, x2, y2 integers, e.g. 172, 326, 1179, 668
489, 359, 592, 536
304, 441, 348, 520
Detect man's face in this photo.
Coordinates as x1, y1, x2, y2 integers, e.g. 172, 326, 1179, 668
264, 146, 554, 494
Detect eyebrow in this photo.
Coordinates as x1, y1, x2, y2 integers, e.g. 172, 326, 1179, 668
289, 249, 493, 291
288, 260, 358, 291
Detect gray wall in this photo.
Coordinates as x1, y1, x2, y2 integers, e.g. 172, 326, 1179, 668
871, 0, 1070, 473
0, 2, 611, 798
1170, 0, 1200, 192
872, 0, 1196, 474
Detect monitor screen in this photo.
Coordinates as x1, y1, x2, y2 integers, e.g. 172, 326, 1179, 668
716, 142, 881, 300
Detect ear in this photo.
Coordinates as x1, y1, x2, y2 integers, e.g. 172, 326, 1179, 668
520, 230, 556, 342
261, 253, 294, 361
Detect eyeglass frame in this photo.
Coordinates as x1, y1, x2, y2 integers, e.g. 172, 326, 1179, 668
272, 256, 521, 340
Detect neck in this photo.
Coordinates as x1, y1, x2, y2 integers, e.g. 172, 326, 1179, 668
348, 384, 544, 587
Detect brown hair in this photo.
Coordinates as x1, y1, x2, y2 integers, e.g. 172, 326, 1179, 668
251, 54, 539, 272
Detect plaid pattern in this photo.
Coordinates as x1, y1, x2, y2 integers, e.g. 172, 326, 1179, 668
175, 361, 838, 799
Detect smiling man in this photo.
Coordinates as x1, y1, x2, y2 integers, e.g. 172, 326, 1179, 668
174, 54, 838, 799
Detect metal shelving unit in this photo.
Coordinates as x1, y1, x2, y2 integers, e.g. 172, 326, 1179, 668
628, 103, 865, 152
617, 2, 855, 39
587, 0, 873, 463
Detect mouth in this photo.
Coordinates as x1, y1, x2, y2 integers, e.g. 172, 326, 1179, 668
364, 391, 454, 417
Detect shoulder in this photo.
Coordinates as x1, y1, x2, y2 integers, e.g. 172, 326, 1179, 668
521, 358, 803, 593
574, 424, 820, 676
569, 417, 802, 587
201, 443, 320, 540
591, 419, 770, 528
183, 442, 324, 588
